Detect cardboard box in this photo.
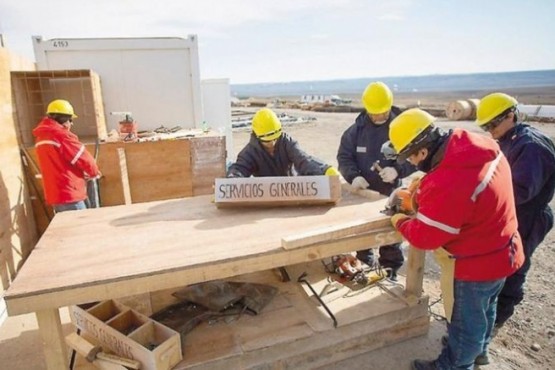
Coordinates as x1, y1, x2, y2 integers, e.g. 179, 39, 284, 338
71, 300, 182, 370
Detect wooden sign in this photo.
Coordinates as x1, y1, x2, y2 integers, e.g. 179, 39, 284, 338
214, 175, 341, 207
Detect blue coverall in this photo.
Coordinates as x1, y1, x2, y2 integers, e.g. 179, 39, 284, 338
496, 123, 555, 325
337, 107, 416, 270
228, 132, 331, 177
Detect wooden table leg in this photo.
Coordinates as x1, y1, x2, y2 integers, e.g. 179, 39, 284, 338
36, 309, 68, 370
405, 245, 425, 298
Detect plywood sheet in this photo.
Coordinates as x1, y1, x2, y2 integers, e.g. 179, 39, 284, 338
5, 192, 399, 315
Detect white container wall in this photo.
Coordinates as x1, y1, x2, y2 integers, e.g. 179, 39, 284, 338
201, 78, 233, 161
518, 104, 555, 118
32, 36, 203, 132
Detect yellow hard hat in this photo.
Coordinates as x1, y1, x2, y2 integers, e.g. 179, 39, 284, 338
46, 99, 78, 118
389, 108, 436, 155
476, 93, 517, 126
252, 108, 282, 141
361, 82, 393, 114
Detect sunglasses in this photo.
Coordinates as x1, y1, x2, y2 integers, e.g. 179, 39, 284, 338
481, 108, 515, 132
481, 116, 504, 132
257, 128, 281, 141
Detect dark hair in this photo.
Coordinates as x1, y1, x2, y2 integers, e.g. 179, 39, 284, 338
397, 125, 439, 162
48, 113, 72, 125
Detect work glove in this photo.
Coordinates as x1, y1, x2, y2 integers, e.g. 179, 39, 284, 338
379, 167, 399, 183
351, 176, 370, 190
325, 167, 340, 176
227, 171, 243, 178
390, 213, 410, 230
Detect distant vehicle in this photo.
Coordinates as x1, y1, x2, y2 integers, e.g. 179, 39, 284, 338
299, 94, 352, 106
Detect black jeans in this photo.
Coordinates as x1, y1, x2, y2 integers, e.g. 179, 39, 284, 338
356, 243, 404, 270
496, 208, 553, 325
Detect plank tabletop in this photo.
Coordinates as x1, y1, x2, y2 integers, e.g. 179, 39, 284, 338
5, 192, 389, 314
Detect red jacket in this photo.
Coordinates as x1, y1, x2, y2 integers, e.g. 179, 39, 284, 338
33, 117, 100, 205
397, 129, 524, 281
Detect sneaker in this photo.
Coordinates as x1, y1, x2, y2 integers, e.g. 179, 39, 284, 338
491, 322, 504, 338
411, 359, 438, 370
386, 268, 398, 281
475, 352, 490, 365
441, 335, 490, 365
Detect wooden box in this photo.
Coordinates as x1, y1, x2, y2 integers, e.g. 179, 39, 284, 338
71, 300, 182, 370
11, 69, 107, 146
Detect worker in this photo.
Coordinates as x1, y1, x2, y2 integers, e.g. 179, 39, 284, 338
227, 108, 339, 177
388, 108, 524, 370
337, 81, 415, 279
476, 93, 555, 329
33, 99, 101, 213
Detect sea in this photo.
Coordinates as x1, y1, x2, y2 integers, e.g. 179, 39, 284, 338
230, 69, 555, 98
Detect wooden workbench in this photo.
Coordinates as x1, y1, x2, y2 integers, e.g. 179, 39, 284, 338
4, 192, 426, 370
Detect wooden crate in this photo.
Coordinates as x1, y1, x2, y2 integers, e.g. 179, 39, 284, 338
24, 135, 226, 211
71, 300, 182, 370
11, 69, 107, 146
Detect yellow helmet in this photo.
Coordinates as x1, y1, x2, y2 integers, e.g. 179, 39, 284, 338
389, 108, 436, 155
46, 99, 78, 118
476, 93, 517, 126
361, 82, 393, 114
252, 108, 282, 141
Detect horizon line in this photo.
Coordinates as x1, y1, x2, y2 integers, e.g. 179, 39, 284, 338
230, 68, 555, 86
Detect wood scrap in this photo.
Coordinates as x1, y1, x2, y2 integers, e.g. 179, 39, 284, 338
282, 217, 392, 250
65, 332, 140, 369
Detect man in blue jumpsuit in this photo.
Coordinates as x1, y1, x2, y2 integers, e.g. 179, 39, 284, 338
337, 82, 416, 279
476, 92, 555, 327
228, 108, 339, 178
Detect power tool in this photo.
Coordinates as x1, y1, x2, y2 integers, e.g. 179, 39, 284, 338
382, 177, 422, 216
332, 254, 367, 284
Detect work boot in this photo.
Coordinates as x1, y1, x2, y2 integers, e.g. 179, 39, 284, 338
411, 359, 438, 370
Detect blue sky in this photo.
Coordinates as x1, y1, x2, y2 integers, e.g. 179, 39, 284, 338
1, 0, 554, 84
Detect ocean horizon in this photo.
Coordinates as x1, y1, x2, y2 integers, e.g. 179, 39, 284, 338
230, 69, 555, 98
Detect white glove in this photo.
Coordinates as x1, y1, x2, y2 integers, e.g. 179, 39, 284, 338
379, 167, 399, 183
351, 176, 370, 190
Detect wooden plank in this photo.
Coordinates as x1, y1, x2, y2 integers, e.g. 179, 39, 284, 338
191, 136, 226, 196
36, 309, 68, 370
282, 216, 391, 249
65, 333, 137, 370
341, 181, 385, 201
174, 267, 429, 369
24, 137, 224, 209
0, 49, 38, 295
5, 195, 402, 315
117, 148, 132, 205
405, 245, 426, 298
214, 175, 341, 207
6, 227, 400, 315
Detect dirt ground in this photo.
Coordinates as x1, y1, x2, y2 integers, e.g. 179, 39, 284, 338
230, 106, 555, 370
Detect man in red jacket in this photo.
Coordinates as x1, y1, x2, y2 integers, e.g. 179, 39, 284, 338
388, 109, 524, 370
33, 99, 101, 213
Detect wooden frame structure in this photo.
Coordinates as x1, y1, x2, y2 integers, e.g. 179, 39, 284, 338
4, 192, 426, 369
11, 70, 107, 146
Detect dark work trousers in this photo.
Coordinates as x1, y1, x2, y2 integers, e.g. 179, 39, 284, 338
356, 243, 404, 270
496, 208, 553, 325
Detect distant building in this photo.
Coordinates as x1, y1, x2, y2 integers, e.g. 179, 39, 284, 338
299, 94, 351, 106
